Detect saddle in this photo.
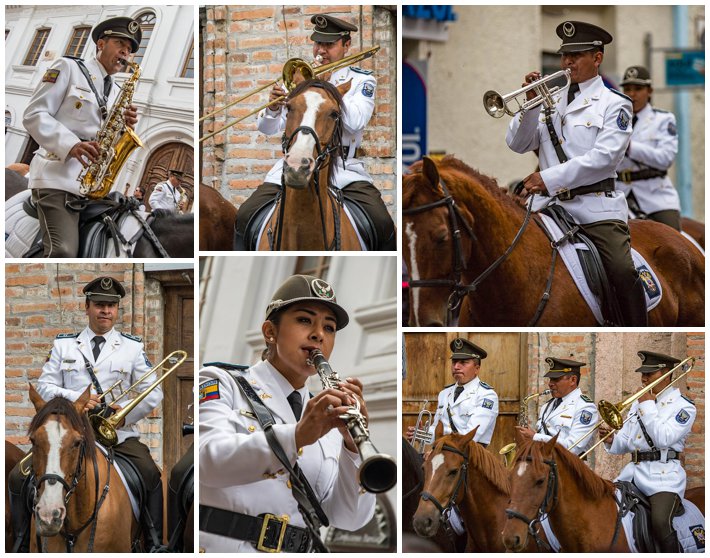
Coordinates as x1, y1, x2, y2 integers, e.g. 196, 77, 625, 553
241, 189, 376, 251
112, 452, 147, 520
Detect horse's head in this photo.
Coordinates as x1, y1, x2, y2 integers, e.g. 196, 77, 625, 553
403, 157, 476, 326
281, 78, 350, 189
27, 385, 95, 537
502, 431, 559, 552
412, 427, 478, 537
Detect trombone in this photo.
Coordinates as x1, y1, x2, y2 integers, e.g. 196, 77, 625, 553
410, 400, 433, 454
483, 69, 571, 118
568, 356, 694, 460
199, 45, 380, 142
20, 350, 188, 475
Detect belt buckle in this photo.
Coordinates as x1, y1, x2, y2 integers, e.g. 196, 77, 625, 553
557, 188, 572, 201
257, 513, 288, 553
619, 170, 632, 184
631, 449, 640, 464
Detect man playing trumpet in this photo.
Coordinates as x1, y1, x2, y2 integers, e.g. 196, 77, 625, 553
599, 351, 696, 553
234, 13, 396, 251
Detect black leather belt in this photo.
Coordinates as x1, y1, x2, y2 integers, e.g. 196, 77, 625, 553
199, 505, 310, 552
557, 177, 616, 201
631, 449, 681, 463
618, 169, 667, 183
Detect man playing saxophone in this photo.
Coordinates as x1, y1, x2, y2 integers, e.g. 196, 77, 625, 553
22, 17, 142, 257
516, 357, 598, 456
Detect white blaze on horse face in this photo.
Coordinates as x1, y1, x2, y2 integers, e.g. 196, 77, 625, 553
405, 222, 421, 326
36, 420, 68, 522
516, 461, 528, 477
285, 91, 326, 167
430, 452, 445, 479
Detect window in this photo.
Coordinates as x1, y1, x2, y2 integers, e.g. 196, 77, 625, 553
23, 28, 51, 66
294, 257, 331, 278
64, 26, 91, 58
132, 12, 156, 67
180, 42, 194, 78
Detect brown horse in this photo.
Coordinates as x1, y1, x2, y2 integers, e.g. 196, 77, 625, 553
502, 433, 630, 552
256, 79, 361, 250
199, 183, 237, 251
5, 441, 25, 552
403, 156, 704, 326
413, 427, 540, 552
27, 385, 139, 552
680, 217, 705, 250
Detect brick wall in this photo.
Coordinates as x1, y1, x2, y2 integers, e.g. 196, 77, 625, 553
201, 5, 397, 214
524, 332, 704, 488
5, 263, 165, 467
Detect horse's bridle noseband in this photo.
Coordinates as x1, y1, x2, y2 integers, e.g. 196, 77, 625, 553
33, 439, 87, 507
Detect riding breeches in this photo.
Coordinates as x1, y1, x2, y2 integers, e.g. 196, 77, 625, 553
649, 491, 682, 552
647, 209, 682, 232
114, 437, 162, 492
32, 188, 81, 258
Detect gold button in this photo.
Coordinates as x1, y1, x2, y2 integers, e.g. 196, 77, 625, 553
298, 448, 303, 456
248, 425, 255, 432
281, 514, 290, 522
586, 121, 591, 126
287, 479, 292, 489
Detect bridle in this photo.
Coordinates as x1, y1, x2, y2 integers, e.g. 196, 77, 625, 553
273, 82, 344, 251
403, 177, 549, 326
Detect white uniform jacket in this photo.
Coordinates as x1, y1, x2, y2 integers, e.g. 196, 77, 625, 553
605, 387, 695, 497
36, 327, 161, 444
149, 181, 180, 211
616, 103, 680, 215
256, 65, 376, 188
23, 56, 121, 195
507, 75, 632, 225
198, 360, 375, 552
533, 387, 599, 455
428, 377, 499, 445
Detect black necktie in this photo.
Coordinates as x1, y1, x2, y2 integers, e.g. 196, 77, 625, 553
567, 82, 580, 105
92, 336, 105, 361
552, 397, 563, 410
103, 75, 112, 99
632, 115, 638, 128
287, 391, 303, 420
453, 386, 464, 402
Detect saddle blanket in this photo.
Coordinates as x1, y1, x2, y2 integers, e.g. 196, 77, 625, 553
95, 443, 140, 520
680, 232, 705, 256
540, 494, 705, 552
256, 197, 367, 250
539, 214, 662, 325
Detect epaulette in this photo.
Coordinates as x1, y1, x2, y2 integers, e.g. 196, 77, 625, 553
56, 333, 79, 339
479, 381, 494, 390
203, 361, 249, 372
120, 332, 142, 342
609, 88, 632, 102
682, 395, 695, 405
63, 55, 84, 61
581, 394, 593, 403
351, 66, 373, 75
652, 108, 670, 114
444, 382, 455, 389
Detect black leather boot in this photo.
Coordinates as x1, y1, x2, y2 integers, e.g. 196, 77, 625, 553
658, 530, 682, 553
617, 277, 648, 326
9, 475, 31, 553
143, 483, 168, 553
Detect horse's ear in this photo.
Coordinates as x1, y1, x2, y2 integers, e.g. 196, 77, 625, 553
73, 385, 92, 414
421, 157, 440, 192
336, 78, 352, 97
29, 383, 46, 412
462, 425, 479, 445
434, 419, 444, 441
543, 433, 559, 456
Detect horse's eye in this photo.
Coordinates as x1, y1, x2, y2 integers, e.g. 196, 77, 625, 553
329, 110, 338, 119
535, 478, 545, 487
447, 469, 457, 477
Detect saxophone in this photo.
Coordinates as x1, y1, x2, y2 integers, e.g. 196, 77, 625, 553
499, 389, 551, 467
78, 60, 143, 199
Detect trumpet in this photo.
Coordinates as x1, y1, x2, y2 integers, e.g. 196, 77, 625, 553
483, 69, 571, 118
411, 400, 433, 454
499, 389, 551, 467
569, 357, 694, 459
199, 45, 380, 142
308, 349, 397, 493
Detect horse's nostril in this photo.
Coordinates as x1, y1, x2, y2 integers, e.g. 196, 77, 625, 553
52, 509, 62, 519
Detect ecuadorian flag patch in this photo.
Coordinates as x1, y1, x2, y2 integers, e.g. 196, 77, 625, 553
199, 379, 220, 403
42, 69, 60, 83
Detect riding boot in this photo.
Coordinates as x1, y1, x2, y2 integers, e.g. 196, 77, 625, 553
9, 476, 31, 553
617, 276, 648, 326
233, 227, 246, 251
143, 483, 168, 553
658, 530, 682, 553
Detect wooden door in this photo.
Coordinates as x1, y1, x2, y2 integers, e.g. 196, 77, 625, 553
402, 332, 527, 456
138, 141, 194, 211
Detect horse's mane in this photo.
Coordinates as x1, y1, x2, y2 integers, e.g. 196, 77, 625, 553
28, 396, 96, 460
150, 209, 194, 226
516, 437, 614, 500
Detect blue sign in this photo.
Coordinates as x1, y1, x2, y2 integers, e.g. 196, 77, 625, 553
403, 61, 427, 167
403, 5, 457, 23
665, 50, 705, 86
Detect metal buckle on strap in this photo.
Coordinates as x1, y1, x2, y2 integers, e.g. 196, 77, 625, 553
557, 188, 572, 201
257, 514, 288, 553
618, 170, 633, 184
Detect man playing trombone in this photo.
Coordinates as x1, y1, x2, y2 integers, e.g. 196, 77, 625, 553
8, 276, 166, 552
505, 21, 647, 326
598, 351, 696, 553
234, 13, 396, 251
516, 357, 598, 456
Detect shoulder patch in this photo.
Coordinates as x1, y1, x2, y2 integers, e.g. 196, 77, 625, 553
56, 333, 79, 339
199, 379, 221, 404
579, 410, 593, 425
351, 66, 373, 75
120, 332, 142, 342
361, 82, 375, 98
617, 108, 630, 130
479, 381, 493, 390
482, 398, 494, 410
682, 395, 695, 406
42, 69, 60, 83
667, 120, 677, 136
609, 88, 632, 102
581, 394, 593, 403
203, 361, 250, 372
675, 409, 691, 424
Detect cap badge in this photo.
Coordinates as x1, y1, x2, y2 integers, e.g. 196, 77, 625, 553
128, 20, 140, 34
100, 277, 113, 291
563, 21, 576, 37
311, 278, 335, 300
627, 67, 638, 79
454, 338, 464, 350
315, 15, 327, 29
